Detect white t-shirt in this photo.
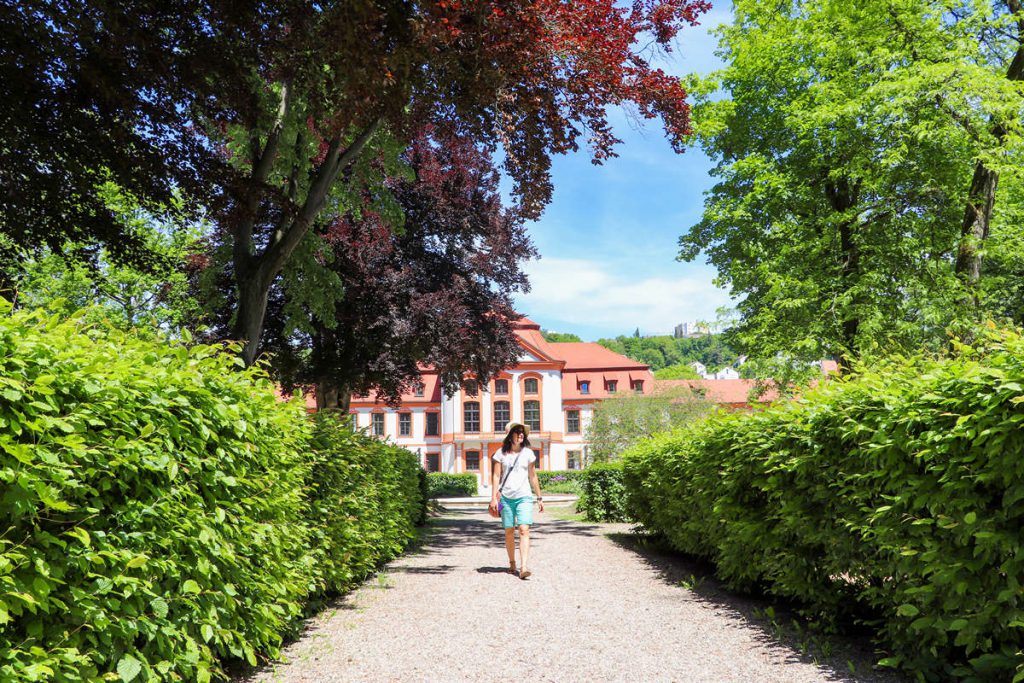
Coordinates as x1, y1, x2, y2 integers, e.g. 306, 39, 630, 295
494, 448, 536, 499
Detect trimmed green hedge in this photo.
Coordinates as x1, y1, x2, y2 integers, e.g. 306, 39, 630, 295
426, 472, 478, 497
622, 328, 1024, 682
537, 469, 584, 493
0, 302, 425, 682
577, 462, 628, 522
306, 415, 427, 595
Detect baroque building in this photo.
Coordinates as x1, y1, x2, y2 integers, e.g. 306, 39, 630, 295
349, 317, 652, 494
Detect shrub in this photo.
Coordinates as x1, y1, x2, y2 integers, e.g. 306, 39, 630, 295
537, 469, 584, 493
577, 462, 628, 522
306, 415, 427, 595
0, 302, 313, 682
0, 302, 427, 682
622, 328, 1024, 682
426, 472, 478, 497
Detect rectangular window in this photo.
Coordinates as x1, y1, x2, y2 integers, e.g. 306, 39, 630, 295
465, 450, 480, 471
372, 413, 384, 436
494, 379, 509, 395
607, 380, 617, 393
567, 450, 581, 470
350, 413, 359, 431
464, 401, 480, 433
414, 385, 424, 397
524, 377, 538, 394
494, 401, 510, 433
399, 412, 411, 437
633, 380, 643, 393
566, 410, 580, 434
426, 453, 440, 472
523, 400, 540, 432
580, 381, 590, 395
426, 412, 439, 436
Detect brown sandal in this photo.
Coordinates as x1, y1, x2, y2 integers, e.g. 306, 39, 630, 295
519, 568, 532, 580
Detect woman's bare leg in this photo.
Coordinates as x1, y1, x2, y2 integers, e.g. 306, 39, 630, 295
505, 528, 517, 571
518, 525, 531, 577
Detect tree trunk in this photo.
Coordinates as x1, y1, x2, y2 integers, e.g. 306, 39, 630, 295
954, 18, 1024, 299
236, 273, 272, 366
825, 176, 861, 370
954, 162, 998, 301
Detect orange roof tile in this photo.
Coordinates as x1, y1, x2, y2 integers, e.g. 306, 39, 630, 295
653, 379, 778, 405
562, 368, 654, 400
349, 372, 443, 406
546, 342, 649, 370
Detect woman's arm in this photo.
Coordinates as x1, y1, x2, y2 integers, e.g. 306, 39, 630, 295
489, 458, 502, 515
528, 462, 545, 512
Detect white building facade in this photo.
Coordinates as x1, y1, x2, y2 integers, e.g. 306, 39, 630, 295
349, 317, 653, 494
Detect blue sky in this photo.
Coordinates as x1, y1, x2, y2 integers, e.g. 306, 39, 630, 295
511, 6, 733, 342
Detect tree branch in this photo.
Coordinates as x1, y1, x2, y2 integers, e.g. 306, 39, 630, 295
259, 117, 382, 281
233, 79, 293, 275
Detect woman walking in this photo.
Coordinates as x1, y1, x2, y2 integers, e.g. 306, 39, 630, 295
489, 422, 545, 579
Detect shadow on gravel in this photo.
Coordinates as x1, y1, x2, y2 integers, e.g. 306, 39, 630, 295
411, 511, 607, 555
476, 566, 514, 574
605, 531, 908, 683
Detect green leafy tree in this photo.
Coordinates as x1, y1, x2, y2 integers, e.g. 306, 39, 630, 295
586, 386, 713, 463
541, 330, 583, 343
680, 0, 1024, 366
7, 187, 202, 335
654, 363, 702, 380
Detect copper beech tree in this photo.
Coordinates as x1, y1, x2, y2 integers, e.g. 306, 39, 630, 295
6, 0, 710, 364
254, 128, 536, 410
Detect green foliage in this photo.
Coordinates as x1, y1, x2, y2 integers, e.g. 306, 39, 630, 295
586, 386, 713, 463
426, 473, 478, 498
306, 415, 427, 595
653, 363, 702, 380
0, 300, 312, 681
0, 301, 426, 681
622, 327, 1024, 681
596, 333, 738, 372
680, 0, 1024, 364
576, 462, 627, 523
8, 186, 204, 337
536, 470, 585, 494
541, 330, 582, 343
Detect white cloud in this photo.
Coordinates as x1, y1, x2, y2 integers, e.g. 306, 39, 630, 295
515, 257, 734, 337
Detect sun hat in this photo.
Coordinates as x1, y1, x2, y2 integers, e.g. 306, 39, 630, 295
505, 422, 529, 438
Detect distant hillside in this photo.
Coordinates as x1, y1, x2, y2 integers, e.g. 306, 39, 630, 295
595, 333, 739, 372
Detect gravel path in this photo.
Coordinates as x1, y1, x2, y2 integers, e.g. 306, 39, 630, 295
246, 510, 904, 683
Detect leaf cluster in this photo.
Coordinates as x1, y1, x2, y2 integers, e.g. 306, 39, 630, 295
576, 462, 628, 523
622, 326, 1024, 681
425, 473, 479, 498
0, 301, 425, 681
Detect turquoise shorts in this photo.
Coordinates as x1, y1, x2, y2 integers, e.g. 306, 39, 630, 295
500, 495, 535, 528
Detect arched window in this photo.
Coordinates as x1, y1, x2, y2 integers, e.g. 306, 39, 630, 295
464, 401, 480, 433
494, 401, 510, 433
523, 400, 540, 432
524, 377, 539, 394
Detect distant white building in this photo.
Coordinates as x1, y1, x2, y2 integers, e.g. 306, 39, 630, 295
713, 367, 740, 380
689, 360, 708, 377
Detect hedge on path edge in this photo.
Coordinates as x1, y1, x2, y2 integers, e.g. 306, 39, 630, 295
0, 301, 426, 682
622, 327, 1024, 682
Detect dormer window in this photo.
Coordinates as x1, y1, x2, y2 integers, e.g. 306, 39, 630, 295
607, 380, 617, 393
580, 381, 590, 395
414, 384, 424, 397
632, 380, 643, 393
